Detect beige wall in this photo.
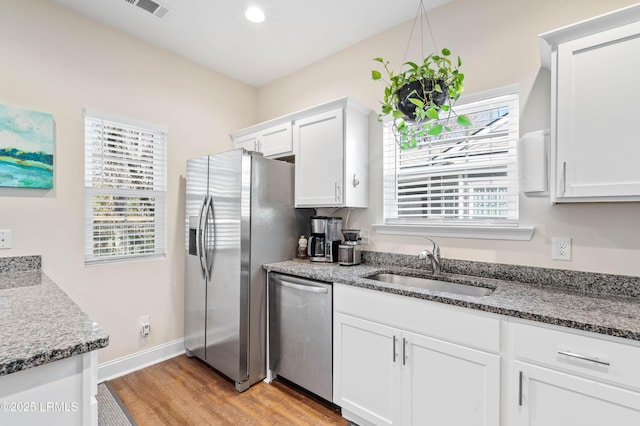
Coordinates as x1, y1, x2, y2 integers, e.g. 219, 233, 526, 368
0, 1, 257, 363
258, 0, 640, 277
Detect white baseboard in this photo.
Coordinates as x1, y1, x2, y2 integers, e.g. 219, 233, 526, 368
97, 338, 185, 383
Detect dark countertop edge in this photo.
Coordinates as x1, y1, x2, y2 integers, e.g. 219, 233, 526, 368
263, 262, 640, 342
0, 338, 110, 376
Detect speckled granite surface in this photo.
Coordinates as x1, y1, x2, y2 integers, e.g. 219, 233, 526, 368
264, 252, 640, 342
0, 256, 109, 376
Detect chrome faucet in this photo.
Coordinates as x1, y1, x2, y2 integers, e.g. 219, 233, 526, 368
418, 237, 441, 276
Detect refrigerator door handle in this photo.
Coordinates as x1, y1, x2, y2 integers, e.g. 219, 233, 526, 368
203, 195, 215, 280
196, 195, 207, 279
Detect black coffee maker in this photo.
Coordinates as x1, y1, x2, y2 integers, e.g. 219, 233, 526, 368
308, 216, 328, 262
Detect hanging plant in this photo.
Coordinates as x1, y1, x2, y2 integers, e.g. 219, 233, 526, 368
372, 48, 472, 149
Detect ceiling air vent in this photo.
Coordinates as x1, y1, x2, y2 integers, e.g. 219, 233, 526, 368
124, 0, 170, 19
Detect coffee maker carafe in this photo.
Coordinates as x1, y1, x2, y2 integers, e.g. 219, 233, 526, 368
308, 216, 328, 262
325, 217, 343, 262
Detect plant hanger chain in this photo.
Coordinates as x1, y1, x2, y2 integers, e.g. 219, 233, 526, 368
401, 0, 439, 68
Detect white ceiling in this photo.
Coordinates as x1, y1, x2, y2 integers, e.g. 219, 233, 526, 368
54, 0, 449, 87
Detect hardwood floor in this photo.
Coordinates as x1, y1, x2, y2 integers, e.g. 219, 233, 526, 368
109, 355, 349, 425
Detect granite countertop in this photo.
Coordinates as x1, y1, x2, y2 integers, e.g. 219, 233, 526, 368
0, 256, 109, 376
264, 254, 640, 342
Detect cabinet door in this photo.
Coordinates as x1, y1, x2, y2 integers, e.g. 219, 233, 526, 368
334, 313, 402, 426
233, 132, 259, 152
402, 331, 500, 426
261, 122, 293, 158
514, 361, 640, 426
554, 21, 640, 201
294, 108, 344, 207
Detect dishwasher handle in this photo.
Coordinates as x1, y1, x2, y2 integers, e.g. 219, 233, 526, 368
280, 279, 328, 294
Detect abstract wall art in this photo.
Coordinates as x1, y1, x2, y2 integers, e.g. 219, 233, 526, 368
0, 104, 54, 188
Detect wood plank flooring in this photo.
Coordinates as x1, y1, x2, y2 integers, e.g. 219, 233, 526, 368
108, 355, 349, 425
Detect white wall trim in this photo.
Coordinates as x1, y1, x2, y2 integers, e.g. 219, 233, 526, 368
372, 224, 535, 241
97, 338, 185, 383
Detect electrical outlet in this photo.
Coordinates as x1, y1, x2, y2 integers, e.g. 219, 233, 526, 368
359, 229, 369, 245
552, 237, 572, 261
0, 230, 12, 249
139, 315, 151, 337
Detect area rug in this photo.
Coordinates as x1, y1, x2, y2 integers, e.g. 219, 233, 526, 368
97, 381, 137, 426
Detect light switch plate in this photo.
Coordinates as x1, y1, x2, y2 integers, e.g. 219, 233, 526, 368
0, 230, 12, 249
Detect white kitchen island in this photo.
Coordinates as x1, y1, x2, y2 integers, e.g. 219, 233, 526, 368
0, 256, 109, 426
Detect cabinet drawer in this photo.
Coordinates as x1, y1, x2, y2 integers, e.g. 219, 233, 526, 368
513, 322, 640, 390
334, 284, 500, 353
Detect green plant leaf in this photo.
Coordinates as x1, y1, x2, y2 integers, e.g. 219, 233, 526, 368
428, 124, 443, 136
457, 115, 472, 126
441, 48, 451, 56
405, 61, 419, 71
426, 107, 439, 120
371, 70, 381, 80
458, 56, 462, 67
409, 98, 424, 108
373, 57, 384, 63
440, 104, 450, 112
393, 110, 405, 119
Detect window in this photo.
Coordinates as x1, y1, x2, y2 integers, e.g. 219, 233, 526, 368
382, 87, 520, 230
84, 110, 167, 264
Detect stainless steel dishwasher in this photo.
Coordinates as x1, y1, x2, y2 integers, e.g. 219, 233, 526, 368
268, 272, 333, 402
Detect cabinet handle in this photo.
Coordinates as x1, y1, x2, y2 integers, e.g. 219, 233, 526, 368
518, 371, 523, 406
352, 173, 360, 188
335, 182, 341, 202
557, 350, 610, 366
402, 338, 407, 365
561, 162, 567, 194
392, 336, 397, 363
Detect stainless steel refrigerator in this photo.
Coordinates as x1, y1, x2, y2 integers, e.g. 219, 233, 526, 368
184, 148, 310, 392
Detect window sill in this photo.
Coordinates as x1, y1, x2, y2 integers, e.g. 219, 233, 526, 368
371, 224, 535, 241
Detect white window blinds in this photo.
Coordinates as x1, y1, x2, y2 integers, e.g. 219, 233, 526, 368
84, 110, 167, 264
383, 89, 519, 227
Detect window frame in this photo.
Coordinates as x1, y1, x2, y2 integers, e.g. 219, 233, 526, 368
83, 109, 168, 265
374, 86, 534, 241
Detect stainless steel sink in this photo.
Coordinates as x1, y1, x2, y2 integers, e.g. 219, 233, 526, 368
365, 273, 494, 297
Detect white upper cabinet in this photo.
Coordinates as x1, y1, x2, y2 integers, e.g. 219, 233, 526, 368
540, 4, 640, 202
231, 97, 370, 208
294, 98, 370, 208
231, 122, 293, 159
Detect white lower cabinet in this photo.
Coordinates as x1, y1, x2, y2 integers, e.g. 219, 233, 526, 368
335, 313, 400, 425
0, 351, 98, 426
514, 361, 640, 426
402, 331, 500, 426
333, 284, 500, 426
511, 322, 640, 426
334, 283, 640, 426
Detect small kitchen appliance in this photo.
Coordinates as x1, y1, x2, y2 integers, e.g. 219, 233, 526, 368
308, 216, 328, 262
338, 229, 362, 266
325, 217, 343, 262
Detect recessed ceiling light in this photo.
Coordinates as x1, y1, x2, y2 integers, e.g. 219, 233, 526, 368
245, 7, 265, 23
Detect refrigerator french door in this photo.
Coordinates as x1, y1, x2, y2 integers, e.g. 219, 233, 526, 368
184, 148, 309, 392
